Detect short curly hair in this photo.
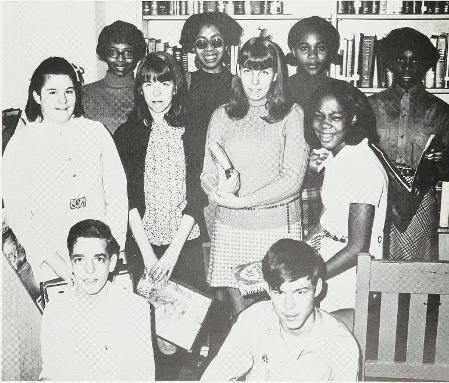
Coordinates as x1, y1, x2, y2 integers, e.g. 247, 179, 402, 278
96, 20, 146, 62
306, 80, 378, 148
287, 16, 340, 61
378, 27, 439, 71
179, 12, 243, 50
67, 219, 119, 257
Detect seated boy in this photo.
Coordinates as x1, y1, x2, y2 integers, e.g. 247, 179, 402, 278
40, 219, 155, 381
201, 239, 360, 381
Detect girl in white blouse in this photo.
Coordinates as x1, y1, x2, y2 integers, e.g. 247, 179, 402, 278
305, 81, 388, 312
3, 57, 128, 286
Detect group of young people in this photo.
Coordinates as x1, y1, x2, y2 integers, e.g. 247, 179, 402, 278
3, 10, 449, 381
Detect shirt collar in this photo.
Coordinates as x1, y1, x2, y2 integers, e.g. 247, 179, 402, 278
390, 82, 425, 100
267, 306, 324, 357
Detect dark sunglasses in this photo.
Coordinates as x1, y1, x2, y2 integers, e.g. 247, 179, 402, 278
194, 37, 224, 50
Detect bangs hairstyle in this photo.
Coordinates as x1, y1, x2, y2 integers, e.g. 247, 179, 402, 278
262, 239, 326, 291
25, 56, 84, 122
67, 219, 119, 258
379, 27, 439, 72
96, 20, 146, 62
131, 52, 187, 127
226, 37, 291, 123
305, 80, 378, 148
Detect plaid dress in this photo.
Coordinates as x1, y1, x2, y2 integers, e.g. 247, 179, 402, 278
388, 173, 437, 260
208, 220, 302, 288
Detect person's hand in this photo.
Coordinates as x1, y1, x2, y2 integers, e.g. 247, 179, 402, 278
217, 166, 240, 194
308, 148, 331, 173
211, 188, 248, 209
148, 246, 180, 285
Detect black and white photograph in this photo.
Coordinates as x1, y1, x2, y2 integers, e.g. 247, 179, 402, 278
2, 0, 449, 381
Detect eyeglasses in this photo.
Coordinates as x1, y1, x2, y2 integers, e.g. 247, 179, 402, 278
106, 48, 135, 59
194, 37, 224, 50
394, 57, 421, 67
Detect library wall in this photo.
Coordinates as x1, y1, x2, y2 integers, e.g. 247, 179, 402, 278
1, 2, 139, 111
2, 2, 97, 110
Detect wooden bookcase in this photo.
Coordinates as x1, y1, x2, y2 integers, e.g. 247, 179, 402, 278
138, 1, 449, 102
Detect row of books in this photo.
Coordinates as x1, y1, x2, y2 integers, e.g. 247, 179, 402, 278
335, 33, 449, 89
142, 1, 284, 16
145, 37, 240, 74
337, 1, 449, 14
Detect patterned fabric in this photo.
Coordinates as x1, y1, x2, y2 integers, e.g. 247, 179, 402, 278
300, 172, 323, 237
369, 84, 449, 260
388, 172, 437, 260
141, 120, 200, 246
83, 71, 135, 134
208, 220, 301, 288
202, 301, 360, 381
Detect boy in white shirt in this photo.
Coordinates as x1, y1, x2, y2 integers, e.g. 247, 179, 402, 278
202, 239, 359, 381
40, 219, 155, 381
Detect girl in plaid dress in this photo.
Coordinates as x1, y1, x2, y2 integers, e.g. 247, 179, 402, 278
201, 37, 309, 317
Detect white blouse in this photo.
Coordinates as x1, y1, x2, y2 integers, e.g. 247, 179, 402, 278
3, 117, 128, 282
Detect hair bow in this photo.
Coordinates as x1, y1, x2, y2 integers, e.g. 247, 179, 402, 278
70, 63, 85, 85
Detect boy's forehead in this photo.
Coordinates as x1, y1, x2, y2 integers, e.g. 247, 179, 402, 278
279, 276, 314, 293
72, 237, 108, 254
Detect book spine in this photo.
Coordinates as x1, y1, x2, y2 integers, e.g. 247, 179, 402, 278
424, 1, 436, 13
435, 34, 448, 88
203, 1, 217, 12
223, 0, 233, 14
142, 2, 151, 15
379, 0, 388, 13
186, 0, 194, 14
360, 35, 376, 87
341, 37, 348, 79
353, 33, 362, 83
413, 1, 423, 13
337, 1, 346, 13
346, 35, 355, 81
361, 0, 372, 12
402, 1, 414, 13
425, 35, 439, 88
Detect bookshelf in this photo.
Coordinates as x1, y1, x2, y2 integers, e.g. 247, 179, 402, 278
333, 1, 449, 101
139, 1, 449, 101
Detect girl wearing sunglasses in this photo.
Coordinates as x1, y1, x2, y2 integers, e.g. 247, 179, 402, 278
179, 12, 243, 245
201, 37, 308, 321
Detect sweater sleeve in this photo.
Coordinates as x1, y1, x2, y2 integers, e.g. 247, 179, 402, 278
200, 107, 226, 196
245, 104, 309, 207
100, 125, 128, 251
